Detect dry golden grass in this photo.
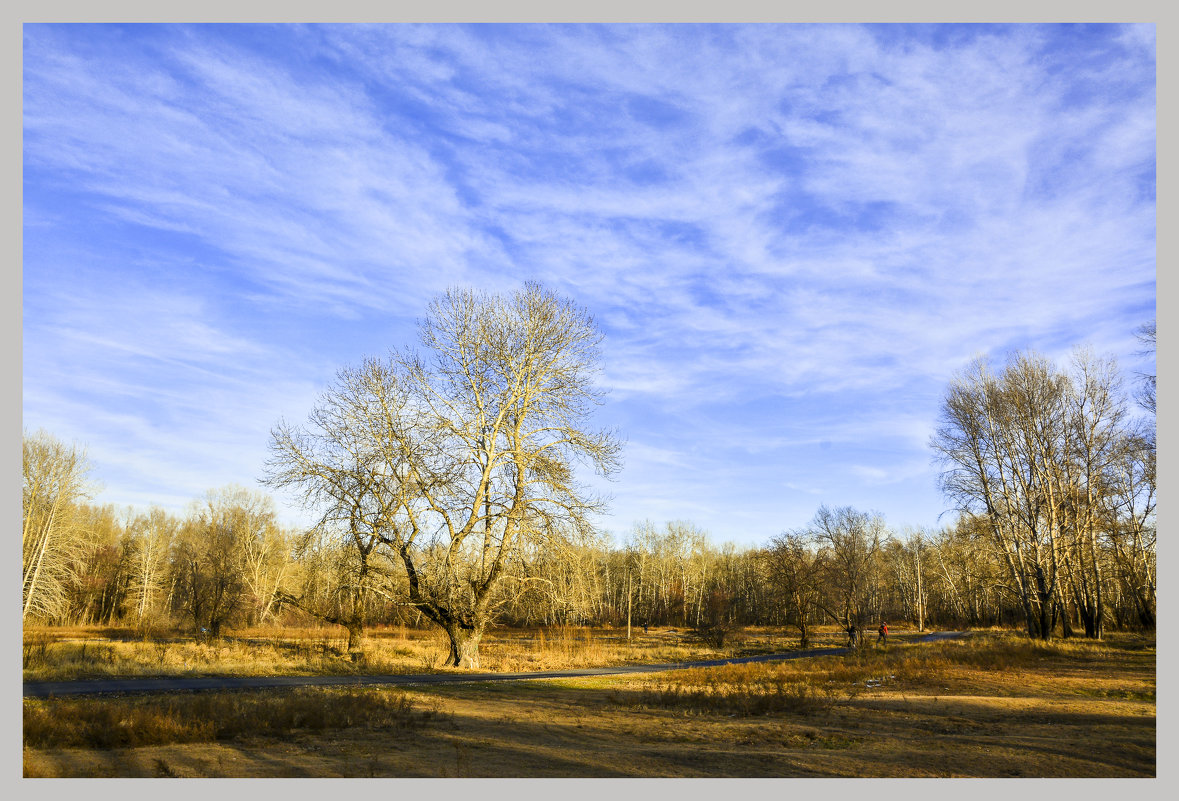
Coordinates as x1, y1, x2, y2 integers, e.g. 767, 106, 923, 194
22, 622, 784, 681
640, 628, 1156, 712
23, 628, 1154, 777
23, 686, 440, 750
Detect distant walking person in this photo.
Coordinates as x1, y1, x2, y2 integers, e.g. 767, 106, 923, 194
877, 622, 888, 646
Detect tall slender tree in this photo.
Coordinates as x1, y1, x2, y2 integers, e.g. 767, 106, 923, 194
22, 430, 93, 622
126, 506, 179, 625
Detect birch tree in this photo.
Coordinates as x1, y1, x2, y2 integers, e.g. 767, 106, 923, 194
933, 355, 1056, 638
884, 527, 931, 632
932, 349, 1147, 639
22, 430, 93, 622
126, 506, 179, 625
1105, 425, 1156, 627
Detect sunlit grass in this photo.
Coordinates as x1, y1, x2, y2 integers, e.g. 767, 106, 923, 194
22, 627, 1155, 777
22, 622, 788, 681
25, 622, 1151, 693
633, 629, 1156, 716
23, 686, 441, 749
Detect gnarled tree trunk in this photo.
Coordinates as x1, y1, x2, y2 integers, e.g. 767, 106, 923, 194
444, 622, 484, 668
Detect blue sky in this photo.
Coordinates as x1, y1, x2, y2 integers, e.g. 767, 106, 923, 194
22, 23, 1156, 547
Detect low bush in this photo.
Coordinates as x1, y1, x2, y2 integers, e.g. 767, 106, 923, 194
640, 662, 841, 717
690, 621, 744, 648
641, 676, 837, 717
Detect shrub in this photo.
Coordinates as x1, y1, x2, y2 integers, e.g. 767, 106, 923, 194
691, 620, 744, 648
640, 663, 839, 717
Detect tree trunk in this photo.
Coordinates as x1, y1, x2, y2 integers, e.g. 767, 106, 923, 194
626, 570, 632, 641
1137, 600, 1155, 629
1060, 601, 1074, 639
445, 623, 483, 668
1038, 597, 1053, 641
792, 591, 810, 648
345, 620, 364, 656
915, 546, 926, 632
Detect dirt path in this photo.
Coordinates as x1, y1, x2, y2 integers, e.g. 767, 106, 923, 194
23, 630, 969, 698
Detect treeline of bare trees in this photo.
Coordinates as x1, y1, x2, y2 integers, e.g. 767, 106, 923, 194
23, 302, 1155, 649
23, 429, 1154, 644
22, 445, 303, 638
499, 498, 1155, 644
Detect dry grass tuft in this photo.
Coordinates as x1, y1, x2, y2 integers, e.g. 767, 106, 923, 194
23, 686, 441, 750
640, 669, 838, 716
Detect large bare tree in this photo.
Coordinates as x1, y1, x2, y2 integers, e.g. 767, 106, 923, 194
265, 284, 621, 667
172, 485, 277, 639
763, 530, 826, 647
1133, 320, 1156, 416
806, 505, 888, 646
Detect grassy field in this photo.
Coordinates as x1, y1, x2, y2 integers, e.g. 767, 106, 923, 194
22, 626, 1154, 777
21, 622, 826, 681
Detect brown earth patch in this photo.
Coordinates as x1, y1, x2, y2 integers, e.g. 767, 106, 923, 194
23, 631, 1155, 777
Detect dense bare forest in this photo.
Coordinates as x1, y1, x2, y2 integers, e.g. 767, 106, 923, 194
23, 298, 1155, 654
22, 399, 1155, 650
18, 482, 1156, 635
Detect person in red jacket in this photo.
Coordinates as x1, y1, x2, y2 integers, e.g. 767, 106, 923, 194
877, 622, 888, 646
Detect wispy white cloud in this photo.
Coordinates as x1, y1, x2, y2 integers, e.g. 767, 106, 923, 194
23, 23, 1154, 542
